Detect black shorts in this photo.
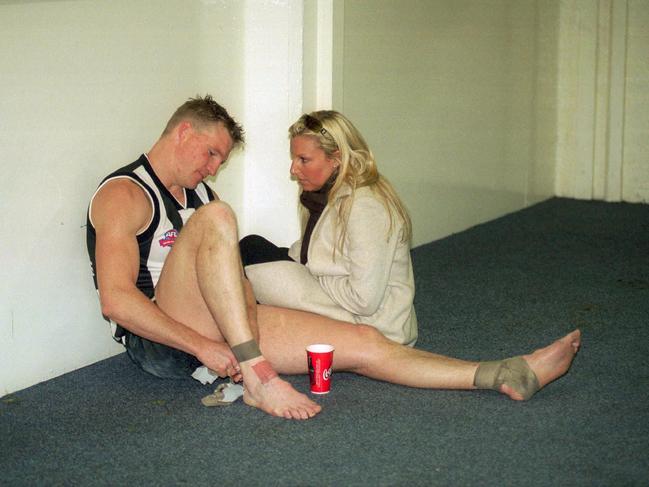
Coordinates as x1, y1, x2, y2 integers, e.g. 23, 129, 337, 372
124, 330, 201, 380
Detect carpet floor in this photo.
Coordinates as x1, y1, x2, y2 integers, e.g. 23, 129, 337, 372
2, 197, 648, 486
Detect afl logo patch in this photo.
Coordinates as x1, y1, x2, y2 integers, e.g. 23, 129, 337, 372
159, 229, 178, 248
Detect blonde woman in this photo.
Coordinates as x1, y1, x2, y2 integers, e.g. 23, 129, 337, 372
239, 113, 579, 406
241, 111, 417, 345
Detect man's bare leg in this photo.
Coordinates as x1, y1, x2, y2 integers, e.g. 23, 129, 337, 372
155, 202, 320, 419
256, 305, 581, 399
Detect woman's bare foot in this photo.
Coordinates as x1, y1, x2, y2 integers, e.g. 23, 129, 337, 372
501, 329, 582, 401
240, 357, 322, 419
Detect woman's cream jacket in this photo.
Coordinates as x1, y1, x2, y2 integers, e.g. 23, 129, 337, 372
246, 184, 417, 346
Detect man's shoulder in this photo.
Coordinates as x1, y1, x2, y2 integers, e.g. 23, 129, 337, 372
90, 155, 153, 223
93, 154, 155, 203
90, 177, 153, 234
98, 177, 149, 200
101, 154, 149, 182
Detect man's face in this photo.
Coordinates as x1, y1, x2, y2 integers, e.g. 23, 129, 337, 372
176, 122, 234, 189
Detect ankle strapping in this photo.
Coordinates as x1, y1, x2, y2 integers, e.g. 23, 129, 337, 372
252, 360, 278, 384
231, 339, 262, 363
474, 356, 540, 400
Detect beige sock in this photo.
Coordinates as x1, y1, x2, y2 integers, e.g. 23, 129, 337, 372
473, 356, 540, 400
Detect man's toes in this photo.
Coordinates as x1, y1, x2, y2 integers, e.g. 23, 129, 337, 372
295, 402, 320, 419
287, 407, 309, 420
300, 406, 317, 420
288, 408, 302, 420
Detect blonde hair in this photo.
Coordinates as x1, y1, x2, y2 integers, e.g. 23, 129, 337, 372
288, 110, 412, 252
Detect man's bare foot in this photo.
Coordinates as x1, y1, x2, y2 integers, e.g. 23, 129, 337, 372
501, 329, 582, 401
240, 357, 322, 419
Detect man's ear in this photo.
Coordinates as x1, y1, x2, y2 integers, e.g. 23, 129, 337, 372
175, 120, 193, 143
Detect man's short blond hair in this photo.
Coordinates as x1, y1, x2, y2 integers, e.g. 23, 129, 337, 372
163, 94, 244, 147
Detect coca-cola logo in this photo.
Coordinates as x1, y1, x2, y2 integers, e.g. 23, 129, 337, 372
322, 368, 332, 380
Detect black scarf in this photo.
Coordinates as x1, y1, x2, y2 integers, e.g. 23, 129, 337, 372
299, 175, 336, 264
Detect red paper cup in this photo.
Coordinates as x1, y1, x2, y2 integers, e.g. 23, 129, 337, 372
306, 344, 334, 394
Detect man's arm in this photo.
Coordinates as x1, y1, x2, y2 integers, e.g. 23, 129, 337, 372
91, 179, 239, 378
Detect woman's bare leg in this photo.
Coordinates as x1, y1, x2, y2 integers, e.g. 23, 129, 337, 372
257, 305, 581, 398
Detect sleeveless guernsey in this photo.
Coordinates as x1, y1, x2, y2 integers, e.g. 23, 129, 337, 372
86, 154, 215, 341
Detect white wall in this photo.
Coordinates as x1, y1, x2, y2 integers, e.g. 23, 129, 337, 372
555, 0, 649, 203
0, 0, 304, 396
0, 0, 205, 396
337, 0, 558, 246
239, 0, 304, 246
623, 0, 649, 201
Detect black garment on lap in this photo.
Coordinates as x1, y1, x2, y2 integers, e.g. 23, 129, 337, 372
239, 234, 293, 267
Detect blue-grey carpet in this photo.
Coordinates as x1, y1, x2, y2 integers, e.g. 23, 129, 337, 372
2, 197, 648, 486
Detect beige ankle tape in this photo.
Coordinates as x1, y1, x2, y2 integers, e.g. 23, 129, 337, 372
473, 356, 540, 400
231, 339, 262, 363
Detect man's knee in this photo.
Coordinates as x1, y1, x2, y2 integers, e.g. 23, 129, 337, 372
341, 324, 387, 373
355, 324, 387, 354
191, 201, 238, 240
355, 323, 382, 340
196, 200, 236, 223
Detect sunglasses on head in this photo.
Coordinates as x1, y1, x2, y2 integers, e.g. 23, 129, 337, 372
303, 114, 331, 138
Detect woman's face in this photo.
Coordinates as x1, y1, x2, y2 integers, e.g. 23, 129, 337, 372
290, 135, 338, 191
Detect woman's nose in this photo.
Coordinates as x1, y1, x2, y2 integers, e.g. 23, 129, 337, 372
290, 159, 298, 175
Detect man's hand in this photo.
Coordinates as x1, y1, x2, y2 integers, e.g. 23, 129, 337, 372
196, 341, 242, 382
